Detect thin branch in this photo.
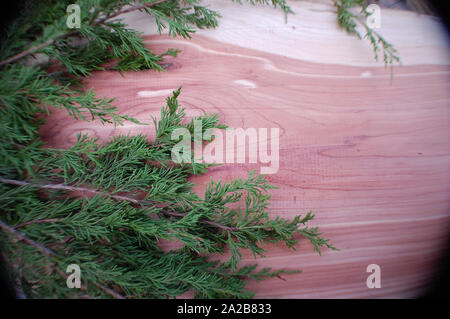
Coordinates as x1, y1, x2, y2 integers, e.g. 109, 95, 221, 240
161, 210, 239, 232
0, 40, 54, 67
0, 31, 77, 67
91, 281, 126, 299
54, 268, 125, 299
15, 218, 61, 228
0, 176, 141, 204
0, 176, 239, 232
93, 0, 170, 26
0, 220, 54, 256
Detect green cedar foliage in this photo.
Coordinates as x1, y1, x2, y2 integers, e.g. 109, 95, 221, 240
0, 0, 396, 298
0, 85, 337, 298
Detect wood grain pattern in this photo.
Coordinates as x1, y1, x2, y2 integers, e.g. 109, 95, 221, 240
39, 1, 450, 298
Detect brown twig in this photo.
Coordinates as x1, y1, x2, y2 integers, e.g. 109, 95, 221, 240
0, 176, 239, 232
0, 220, 54, 256
161, 210, 239, 232
0, 176, 141, 204
0, 219, 126, 299
0, 31, 77, 67
91, 281, 126, 299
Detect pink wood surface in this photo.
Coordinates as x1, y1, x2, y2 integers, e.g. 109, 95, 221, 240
39, 1, 450, 298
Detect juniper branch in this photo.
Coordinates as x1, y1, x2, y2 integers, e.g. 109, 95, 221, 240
0, 175, 240, 232
0, 34, 71, 67
0, 176, 142, 204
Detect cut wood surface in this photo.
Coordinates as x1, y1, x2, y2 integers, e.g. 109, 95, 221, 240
40, 1, 450, 298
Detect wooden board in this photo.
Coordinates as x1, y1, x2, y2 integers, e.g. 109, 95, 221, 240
40, 0, 450, 298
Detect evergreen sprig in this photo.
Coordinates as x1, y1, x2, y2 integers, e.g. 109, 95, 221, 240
333, 0, 401, 70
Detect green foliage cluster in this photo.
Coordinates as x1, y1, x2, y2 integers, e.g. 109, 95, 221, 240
0, 83, 336, 298
0, 0, 396, 298
333, 0, 400, 69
